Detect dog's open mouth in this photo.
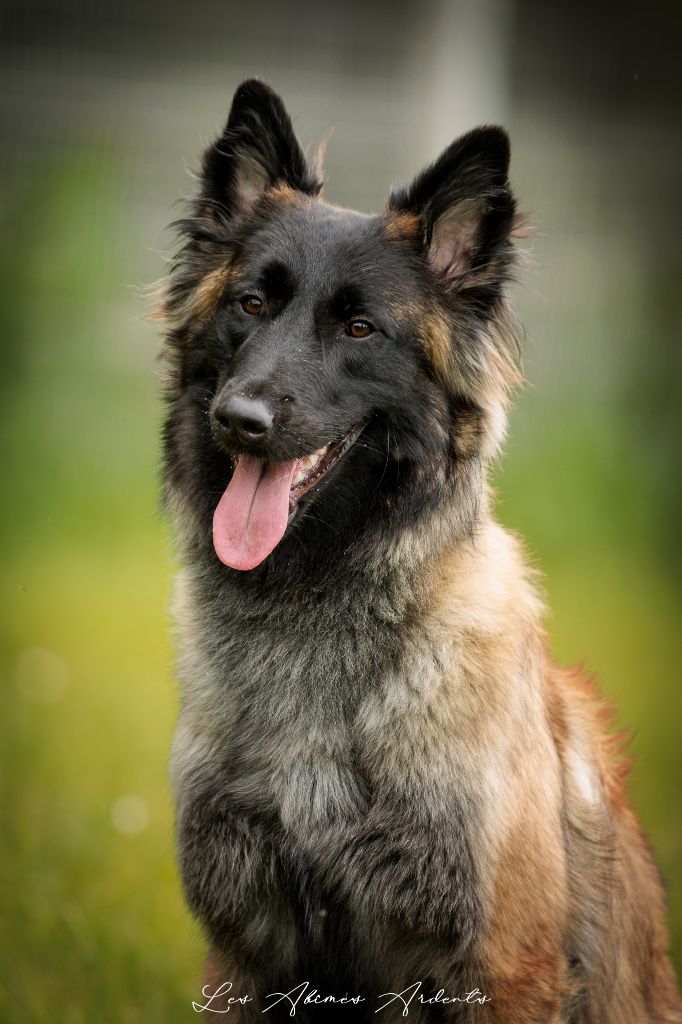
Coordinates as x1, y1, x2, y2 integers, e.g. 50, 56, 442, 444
212, 424, 364, 571
288, 427, 363, 512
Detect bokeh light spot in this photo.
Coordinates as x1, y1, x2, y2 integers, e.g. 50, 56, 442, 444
111, 796, 150, 835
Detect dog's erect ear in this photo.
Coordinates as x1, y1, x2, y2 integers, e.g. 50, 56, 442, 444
388, 127, 515, 289
200, 79, 322, 215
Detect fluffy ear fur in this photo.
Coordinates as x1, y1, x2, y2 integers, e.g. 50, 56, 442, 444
200, 78, 322, 215
387, 127, 515, 291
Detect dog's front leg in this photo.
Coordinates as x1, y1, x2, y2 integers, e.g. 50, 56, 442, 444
308, 793, 481, 957
177, 791, 299, 982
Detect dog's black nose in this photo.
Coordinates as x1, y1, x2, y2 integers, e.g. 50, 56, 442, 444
213, 394, 274, 445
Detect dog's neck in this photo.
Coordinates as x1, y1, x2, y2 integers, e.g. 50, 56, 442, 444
173, 481, 537, 714
173, 455, 491, 609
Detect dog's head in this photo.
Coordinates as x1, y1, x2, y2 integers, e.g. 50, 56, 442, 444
158, 79, 522, 574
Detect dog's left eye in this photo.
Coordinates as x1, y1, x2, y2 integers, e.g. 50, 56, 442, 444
240, 294, 263, 316
346, 319, 375, 339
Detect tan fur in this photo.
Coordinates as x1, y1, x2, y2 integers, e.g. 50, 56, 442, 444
416, 523, 680, 1020
264, 181, 305, 207
417, 304, 455, 387
190, 265, 234, 318
349, 519, 680, 1019
412, 299, 521, 459
383, 210, 422, 243
151, 261, 235, 330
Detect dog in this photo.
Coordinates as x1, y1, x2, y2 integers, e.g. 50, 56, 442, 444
156, 79, 681, 1021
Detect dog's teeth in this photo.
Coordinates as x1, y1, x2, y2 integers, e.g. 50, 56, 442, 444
291, 444, 331, 491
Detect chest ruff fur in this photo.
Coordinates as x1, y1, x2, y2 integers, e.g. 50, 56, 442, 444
169, 521, 680, 1022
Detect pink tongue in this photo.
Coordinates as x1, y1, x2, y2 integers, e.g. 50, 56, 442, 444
212, 455, 299, 570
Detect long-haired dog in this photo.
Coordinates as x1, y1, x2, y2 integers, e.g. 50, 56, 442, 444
157, 79, 681, 1021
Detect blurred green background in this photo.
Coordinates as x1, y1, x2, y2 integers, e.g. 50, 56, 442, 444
1, 0, 680, 1020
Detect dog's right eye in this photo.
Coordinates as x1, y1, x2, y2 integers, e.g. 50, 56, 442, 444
346, 319, 375, 339
239, 294, 263, 316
